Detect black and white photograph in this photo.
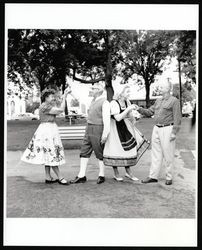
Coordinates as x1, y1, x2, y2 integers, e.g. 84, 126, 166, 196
4, 3, 198, 247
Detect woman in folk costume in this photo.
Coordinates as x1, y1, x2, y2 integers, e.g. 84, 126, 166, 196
103, 84, 144, 181
21, 87, 70, 185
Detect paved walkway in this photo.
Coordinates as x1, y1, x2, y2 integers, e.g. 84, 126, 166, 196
6, 149, 196, 218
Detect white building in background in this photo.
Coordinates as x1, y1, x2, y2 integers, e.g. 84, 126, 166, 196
7, 94, 26, 119
6, 79, 40, 120
6, 80, 26, 119
65, 78, 93, 115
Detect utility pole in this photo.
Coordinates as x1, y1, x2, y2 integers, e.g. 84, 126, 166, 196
178, 59, 182, 114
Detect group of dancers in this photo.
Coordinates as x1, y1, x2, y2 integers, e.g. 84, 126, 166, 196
21, 80, 181, 186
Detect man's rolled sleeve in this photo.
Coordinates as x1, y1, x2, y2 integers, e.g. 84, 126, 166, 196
172, 99, 182, 135
138, 103, 155, 117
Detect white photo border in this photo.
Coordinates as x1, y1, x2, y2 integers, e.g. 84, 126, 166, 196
4, 3, 198, 247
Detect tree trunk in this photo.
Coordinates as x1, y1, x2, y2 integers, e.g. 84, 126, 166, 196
106, 83, 114, 101
104, 32, 114, 102
145, 80, 150, 108
64, 99, 68, 118
178, 59, 182, 114
105, 61, 113, 101
60, 71, 69, 119
62, 81, 66, 93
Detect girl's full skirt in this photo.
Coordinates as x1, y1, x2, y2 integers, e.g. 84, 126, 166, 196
21, 122, 65, 166
103, 118, 144, 167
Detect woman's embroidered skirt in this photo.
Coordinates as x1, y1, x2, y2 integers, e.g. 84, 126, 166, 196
21, 122, 65, 166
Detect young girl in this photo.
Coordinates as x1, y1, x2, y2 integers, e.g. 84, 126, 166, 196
103, 84, 140, 181
21, 87, 70, 185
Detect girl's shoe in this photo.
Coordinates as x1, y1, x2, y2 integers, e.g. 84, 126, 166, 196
113, 176, 123, 181
125, 173, 139, 181
58, 178, 69, 185
45, 177, 58, 184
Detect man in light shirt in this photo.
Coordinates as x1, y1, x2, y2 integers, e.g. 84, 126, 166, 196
70, 82, 110, 184
135, 81, 182, 185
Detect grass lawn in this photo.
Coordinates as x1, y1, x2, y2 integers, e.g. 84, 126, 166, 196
6, 117, 196, 151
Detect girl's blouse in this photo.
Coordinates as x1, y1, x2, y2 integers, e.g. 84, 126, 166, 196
39, 102, 56, 122
110, 100, 121, 116
110, 99, 131, 116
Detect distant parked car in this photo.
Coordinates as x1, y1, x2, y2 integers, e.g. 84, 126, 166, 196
182, 103, 193, 117
12, 113, 39, 120
56, 112, 65, 117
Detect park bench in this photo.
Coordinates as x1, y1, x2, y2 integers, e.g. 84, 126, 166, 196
65, 114, 84, 125
58, 125, 86, 140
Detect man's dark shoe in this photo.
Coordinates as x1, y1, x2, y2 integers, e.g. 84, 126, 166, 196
165, 180, 172, 185
70, 176, 87, 184
141, 177, 158, 184
97, 176, 105, 184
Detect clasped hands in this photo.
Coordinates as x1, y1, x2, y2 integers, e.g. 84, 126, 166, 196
128, 104, 140, 112
127, 104, 176, 142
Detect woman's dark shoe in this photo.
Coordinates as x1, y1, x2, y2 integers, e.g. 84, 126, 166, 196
58, 178, 69, 185
45, 178, 58, 184
97, 176, 105, 184
70, 176, 87, 184
141, 177, 158, 183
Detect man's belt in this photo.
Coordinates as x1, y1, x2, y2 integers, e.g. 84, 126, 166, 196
156, 123, 174, 128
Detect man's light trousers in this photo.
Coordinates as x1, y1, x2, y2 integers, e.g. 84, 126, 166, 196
149, 125, 176, 180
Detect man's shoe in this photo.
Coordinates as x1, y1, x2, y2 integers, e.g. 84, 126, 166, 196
141, 177, 158, 184
70, 176, 87, 184
97, 176, 105, 184
165, 180, 172, 185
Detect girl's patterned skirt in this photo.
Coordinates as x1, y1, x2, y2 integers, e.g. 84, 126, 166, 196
21, 122, 65, 166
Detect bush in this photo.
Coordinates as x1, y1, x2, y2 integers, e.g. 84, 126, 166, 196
26, 101, 40, 113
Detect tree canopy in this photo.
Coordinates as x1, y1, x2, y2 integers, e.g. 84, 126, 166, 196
170, 30, 196, 83
8, 29, 196, 105
119, 30, 172, 107
8, 29, 131, 100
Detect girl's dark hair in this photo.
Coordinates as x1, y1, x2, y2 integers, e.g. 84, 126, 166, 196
41, 88, 56, 103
